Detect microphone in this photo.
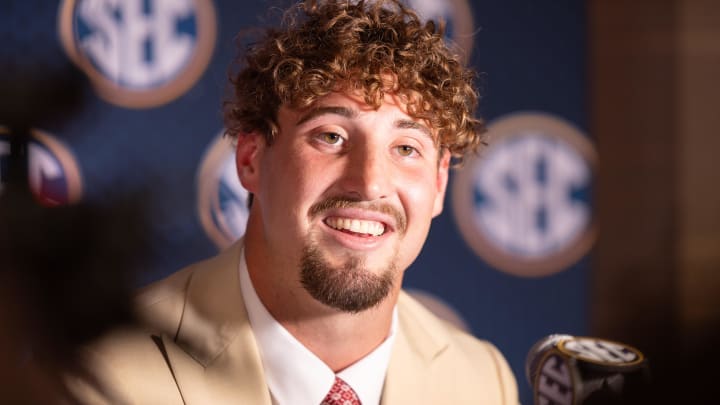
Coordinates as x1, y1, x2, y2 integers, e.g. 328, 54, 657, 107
525, 335, 650, 404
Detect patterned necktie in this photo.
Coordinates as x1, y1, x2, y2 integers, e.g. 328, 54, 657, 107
320, 376, 361, 405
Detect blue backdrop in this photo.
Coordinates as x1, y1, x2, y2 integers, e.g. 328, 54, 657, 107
2, 1, 590, 402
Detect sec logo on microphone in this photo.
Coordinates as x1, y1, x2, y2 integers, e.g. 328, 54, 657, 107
0, 127, 83, 206
557, 337, 645, 368
196, 130, 250, 249
58, 0, 217, 108
451, 112, 596, 277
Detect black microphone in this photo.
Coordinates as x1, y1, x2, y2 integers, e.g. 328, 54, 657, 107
525, 335, 650, 405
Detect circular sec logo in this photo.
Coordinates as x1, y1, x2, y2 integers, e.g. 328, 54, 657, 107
452, 112, 596, 277
0, 127, 83, 206
405, 0, 475, 61
197, 130, 250, 249
58, 0, 217, 108
557, 337, 644, 368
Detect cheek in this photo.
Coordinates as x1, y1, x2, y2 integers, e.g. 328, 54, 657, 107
395, 171, 439, 259
393, 176, 437, 266
261, 149, 332, 217
401, 170, 441, 220
261, 145, 305, 193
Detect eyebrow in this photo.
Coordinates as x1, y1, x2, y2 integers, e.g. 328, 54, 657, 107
296, 105, 435, 141
296, 106, 357, 125
394, 119, 434, 141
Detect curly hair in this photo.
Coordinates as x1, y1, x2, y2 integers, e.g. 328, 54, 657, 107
224, 0, 484, 160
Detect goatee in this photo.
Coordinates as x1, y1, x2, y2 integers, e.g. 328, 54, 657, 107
300, 242, 396, 313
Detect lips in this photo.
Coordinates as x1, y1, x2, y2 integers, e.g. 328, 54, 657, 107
325, 217, 385, 236
309, 196, 406, 237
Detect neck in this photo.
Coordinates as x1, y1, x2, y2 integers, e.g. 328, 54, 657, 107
280, 302, 396, 372
243, 214, 399, 372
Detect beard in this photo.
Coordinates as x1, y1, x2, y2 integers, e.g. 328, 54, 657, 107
300, 241, 397, 313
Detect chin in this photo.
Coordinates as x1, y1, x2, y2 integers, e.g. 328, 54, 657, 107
299, 242, 399, 313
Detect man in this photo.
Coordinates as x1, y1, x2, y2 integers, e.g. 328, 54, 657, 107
72, 0, 518, 403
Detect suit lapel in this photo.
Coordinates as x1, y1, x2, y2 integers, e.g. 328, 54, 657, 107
381, 292, 450, 405
161, 240, 272, 405
156, 243, 455, 404
381, 324, 431, 404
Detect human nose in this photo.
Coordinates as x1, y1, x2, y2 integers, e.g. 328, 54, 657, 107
339, 144, 391, 201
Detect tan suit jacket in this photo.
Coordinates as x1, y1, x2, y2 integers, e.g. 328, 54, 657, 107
73, 242, 517, 404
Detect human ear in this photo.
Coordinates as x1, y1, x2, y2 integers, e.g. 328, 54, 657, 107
235, 132, 265, 193
432, 149, 451, 218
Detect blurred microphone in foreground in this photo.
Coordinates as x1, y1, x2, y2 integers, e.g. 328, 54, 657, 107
0, 50, 151, 401
0, 145, 151, 402
0, 7, 159, 398
526, 334, 650, 405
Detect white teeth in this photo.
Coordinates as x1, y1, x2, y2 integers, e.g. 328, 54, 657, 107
326, 217, 385, 236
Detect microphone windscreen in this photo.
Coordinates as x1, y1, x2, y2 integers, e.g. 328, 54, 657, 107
526, 335, 649, 405
525, 334, 574, 386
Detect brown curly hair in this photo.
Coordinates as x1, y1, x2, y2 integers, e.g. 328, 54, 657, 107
224, 0, 484, 160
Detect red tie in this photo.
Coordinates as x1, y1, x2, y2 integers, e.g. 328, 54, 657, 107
320, 376, 361, 405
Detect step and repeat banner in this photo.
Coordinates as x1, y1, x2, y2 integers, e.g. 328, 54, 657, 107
2, 1, 591, 401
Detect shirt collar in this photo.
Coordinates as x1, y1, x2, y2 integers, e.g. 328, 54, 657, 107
238, 246, 397, 405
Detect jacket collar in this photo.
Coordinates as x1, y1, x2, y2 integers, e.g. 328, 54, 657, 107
160, 239, 451, 404
381, 291, 451, 404
162, 239, 272, 404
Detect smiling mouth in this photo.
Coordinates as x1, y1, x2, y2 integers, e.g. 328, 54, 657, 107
324, 217, 386, 237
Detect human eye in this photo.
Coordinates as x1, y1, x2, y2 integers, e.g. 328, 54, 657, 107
396, 144, 419, 157
317, 132, 345, 146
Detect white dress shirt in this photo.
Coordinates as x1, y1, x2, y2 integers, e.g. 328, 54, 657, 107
238, 247, 397, 405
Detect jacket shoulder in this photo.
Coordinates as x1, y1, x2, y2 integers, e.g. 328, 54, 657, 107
67, 262, 206, 404
134, 263, 197, 337
68, 327, 184, 404
396, 292, 518, 404
446, 328, 519, 404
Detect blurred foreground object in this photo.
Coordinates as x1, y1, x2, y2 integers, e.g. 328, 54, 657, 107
1, 5, 152, 399
0, 134, 149, 402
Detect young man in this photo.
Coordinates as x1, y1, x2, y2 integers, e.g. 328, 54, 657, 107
73, 1, 518, 403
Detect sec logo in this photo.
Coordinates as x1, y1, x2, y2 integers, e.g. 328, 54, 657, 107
58, 0, 217, 108
452, 112, 596, 277
534, 352, 576, 405
558, 337, 644, 368
197, 130, 249, 249
0, 127, 83, 206
406, 0, 475, 61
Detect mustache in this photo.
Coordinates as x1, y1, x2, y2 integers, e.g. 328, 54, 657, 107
309, 196, 407, 234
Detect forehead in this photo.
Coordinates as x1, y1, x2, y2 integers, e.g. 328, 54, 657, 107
292, 89, 406, 113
